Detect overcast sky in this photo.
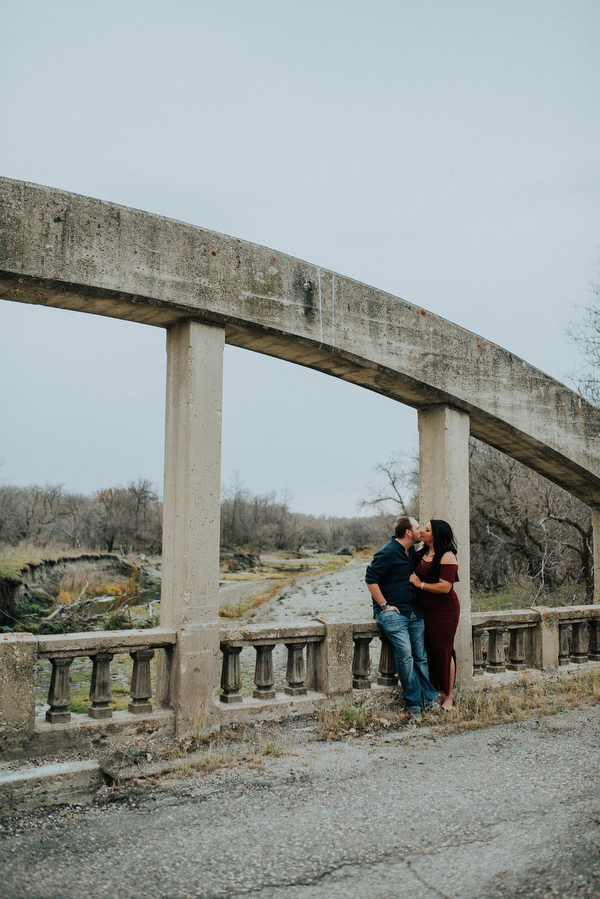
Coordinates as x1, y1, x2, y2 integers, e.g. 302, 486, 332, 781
1, 1, 599, 517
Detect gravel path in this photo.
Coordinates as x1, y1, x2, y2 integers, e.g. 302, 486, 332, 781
237, 559, 378, 693
1, 704, 599, 898
253, 558, 371, 624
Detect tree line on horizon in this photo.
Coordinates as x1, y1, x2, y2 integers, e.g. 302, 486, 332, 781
0, 453, 593, 601
0, 477, 387, 559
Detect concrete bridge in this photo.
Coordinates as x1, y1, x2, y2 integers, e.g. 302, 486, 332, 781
1, 176, 600, 740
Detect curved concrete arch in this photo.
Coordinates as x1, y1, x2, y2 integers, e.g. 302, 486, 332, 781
1, 177, 599, 504
3, 176, 600, 725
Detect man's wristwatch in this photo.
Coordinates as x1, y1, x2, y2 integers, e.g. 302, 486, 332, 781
380, 603, 389, 610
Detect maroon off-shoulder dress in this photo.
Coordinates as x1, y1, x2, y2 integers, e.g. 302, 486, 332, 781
415, 559, 460, 695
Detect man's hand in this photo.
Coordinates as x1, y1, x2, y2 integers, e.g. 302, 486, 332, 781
367, 582, 399, 611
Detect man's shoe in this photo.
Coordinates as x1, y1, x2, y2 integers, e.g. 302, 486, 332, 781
406, 707, 422, 722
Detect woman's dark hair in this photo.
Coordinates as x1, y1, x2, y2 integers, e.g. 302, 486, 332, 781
416, 519, 457, 581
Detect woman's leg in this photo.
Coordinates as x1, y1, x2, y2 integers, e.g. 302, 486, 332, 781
442, 652, 456, 710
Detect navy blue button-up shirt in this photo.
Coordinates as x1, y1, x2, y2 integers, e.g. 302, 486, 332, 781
365, 536, 417, 614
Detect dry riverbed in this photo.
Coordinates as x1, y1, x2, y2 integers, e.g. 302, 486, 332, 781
219, 552, 376, 695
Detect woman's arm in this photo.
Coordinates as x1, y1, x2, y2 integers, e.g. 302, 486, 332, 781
409, 573, 453, 594
409, 552, 457, 594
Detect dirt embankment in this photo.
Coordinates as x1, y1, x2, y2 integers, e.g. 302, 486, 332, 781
0, 554, 137, 630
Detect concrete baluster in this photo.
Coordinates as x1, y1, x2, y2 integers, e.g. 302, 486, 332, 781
88, 652, 114, 718
46, 657, 74, 723
570, 621, 588, 664
558, 624, 571, 666
128, 649, 154, 714
352, 636, 373, 689
285, 642, 307, 695
253, 645, 276, 699
589, 620, 600, 662
220, 645, 243, 703
507, 627, 527, 671
486, 628, 506, 673
472, 627, 486, 677
377, 633, 398, 686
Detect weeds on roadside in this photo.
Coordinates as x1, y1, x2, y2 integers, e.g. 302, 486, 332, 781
316, 699, 382, 737
315, 669, 600, 740
443, 668, 600, 733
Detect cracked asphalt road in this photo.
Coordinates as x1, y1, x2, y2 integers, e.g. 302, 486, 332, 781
1, 704, 599, 898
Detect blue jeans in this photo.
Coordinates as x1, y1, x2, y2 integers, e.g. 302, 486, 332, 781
375, 606, 438, 710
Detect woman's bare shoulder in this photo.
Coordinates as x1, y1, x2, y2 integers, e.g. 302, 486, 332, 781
440, 551, 457, 565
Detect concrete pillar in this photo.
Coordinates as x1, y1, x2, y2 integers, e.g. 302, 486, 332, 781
418, 405, 472, 688
531, 609, 559, 670
0, 634, 37, 752
306, 618, 354, 696
159, 320, 225, 734
593, 508, 600, 604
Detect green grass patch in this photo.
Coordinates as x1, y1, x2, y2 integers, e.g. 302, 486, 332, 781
472, 581, 587, 612
0, 548, 64, 579
68, 682, 130, 714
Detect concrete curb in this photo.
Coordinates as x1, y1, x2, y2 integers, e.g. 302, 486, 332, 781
0, 759, 103, 815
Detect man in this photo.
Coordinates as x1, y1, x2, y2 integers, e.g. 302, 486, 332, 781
365, 516, 438, 720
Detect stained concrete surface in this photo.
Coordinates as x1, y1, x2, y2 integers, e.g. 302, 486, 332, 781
1, 704, 599, 899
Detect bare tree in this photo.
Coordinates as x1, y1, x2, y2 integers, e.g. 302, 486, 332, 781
569, 280, 600, 404
469, 439, 592, 601
359, 453, 419, 518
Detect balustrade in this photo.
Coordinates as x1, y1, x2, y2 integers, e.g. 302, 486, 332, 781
218, 622, 410, 702
285, 641, 307, 696
352, 635, 373, 689
376, 634, 399, 687
88, 651, 114, 718
253, 645, 276, 699
128, 648, 155, 714
35, 629, 176, 724
220, 645, 243, 703
472, 608, 600, 676
486, 627, 507, 673
350, 627, 400, 689
472, 627, 486, 677
218, 625, 323, 703
506, 627, 527, 671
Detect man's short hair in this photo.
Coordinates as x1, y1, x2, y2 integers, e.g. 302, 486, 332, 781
394, 516, 415, 539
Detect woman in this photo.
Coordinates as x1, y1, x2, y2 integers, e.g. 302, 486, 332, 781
409, 520, 460, 711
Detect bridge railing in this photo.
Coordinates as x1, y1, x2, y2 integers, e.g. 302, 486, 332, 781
36, 629, 177, 721
471, 606, 600, 675
217, 619, 399, 704
1, 628, 176, 756
3, 608, 600, 756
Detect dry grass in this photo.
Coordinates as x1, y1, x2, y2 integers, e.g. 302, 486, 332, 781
315, 669, 600, 739
445, 668, 600, 732
55, 570, 140, 608
173, 734, 288, 778
217, 576, 287, 619
316, 697, 407, 738
0, 541, 84, 579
